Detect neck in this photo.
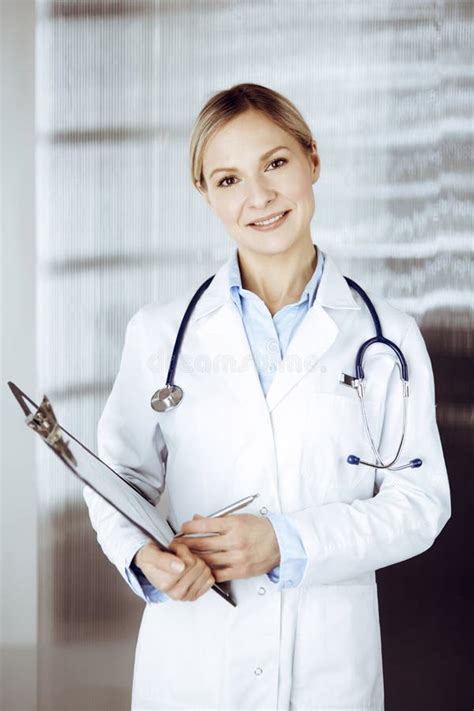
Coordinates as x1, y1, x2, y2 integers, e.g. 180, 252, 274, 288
237, 239, 318, 317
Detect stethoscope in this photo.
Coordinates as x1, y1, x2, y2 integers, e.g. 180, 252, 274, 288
150, 254, 422, 472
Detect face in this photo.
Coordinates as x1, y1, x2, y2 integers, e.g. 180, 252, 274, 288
197, 109, 320, 258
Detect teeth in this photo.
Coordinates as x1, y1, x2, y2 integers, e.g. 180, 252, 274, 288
253, 212, 286, 226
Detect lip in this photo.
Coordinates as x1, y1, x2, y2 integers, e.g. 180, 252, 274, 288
247, 210, 291, 230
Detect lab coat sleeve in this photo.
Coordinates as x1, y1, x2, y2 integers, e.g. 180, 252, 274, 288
289, 316, 451, 587
84, 484, 168, 604
129, 559, 170, 603
265, 512, 308, 590
82, 307, 170, 604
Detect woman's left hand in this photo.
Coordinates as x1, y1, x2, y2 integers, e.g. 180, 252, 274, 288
174, 513, 281, 583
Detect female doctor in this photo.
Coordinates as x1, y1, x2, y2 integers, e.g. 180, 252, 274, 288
83, 83, 451, 710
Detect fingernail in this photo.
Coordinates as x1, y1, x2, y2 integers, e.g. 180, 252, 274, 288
171, 561, 185, 573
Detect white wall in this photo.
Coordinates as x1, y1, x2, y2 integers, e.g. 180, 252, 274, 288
0, 1, 37, 709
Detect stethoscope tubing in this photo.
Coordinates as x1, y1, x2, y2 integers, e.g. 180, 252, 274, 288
165, 274, 215, 387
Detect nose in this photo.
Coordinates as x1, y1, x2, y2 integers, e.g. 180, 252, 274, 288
245, 175, 277, 209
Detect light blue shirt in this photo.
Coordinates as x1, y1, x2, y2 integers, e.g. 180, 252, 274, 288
128, 244, 326, 602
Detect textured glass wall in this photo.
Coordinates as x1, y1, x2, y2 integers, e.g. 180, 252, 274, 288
35, 1, 472, 709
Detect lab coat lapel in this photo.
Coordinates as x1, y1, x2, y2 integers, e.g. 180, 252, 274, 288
265, 254, 361, 412
194, 302, 271, 420
264, 304, 338, 412
189, 257, 270, 421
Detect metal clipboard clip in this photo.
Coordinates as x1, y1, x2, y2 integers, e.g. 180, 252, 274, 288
8, 381, 77, 468
24, 392, 78, 468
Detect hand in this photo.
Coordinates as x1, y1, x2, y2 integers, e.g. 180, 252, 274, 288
133, 540, 215, 602
175, 513, 281, 583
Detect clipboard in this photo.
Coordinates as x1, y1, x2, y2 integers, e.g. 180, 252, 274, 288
7, 381, 236, 608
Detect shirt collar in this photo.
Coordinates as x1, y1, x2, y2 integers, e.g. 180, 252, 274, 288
229, 243, 326, 313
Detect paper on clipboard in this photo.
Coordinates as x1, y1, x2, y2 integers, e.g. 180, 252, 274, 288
7, 381, 236, 607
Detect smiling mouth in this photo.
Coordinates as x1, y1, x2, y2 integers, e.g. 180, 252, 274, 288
248, 210, 290, 228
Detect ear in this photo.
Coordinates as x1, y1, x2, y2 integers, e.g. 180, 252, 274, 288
196, 181, 214, 211
309, 140, 321, 184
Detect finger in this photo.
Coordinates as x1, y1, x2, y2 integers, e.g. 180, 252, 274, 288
185, 565, 215, 601
169, 541, 196, 566
168, 556, 207, 601
195, 572, 215, 600
197, 577, 216, 599
191, 550, 230, 568
166, 567, 196, 600
157, 551, 186, 575
180, 516, 228, 536
140, 546, 186, 576
183, 535, 229, 552
144, 545, 194, 592
213, 567, 236, 583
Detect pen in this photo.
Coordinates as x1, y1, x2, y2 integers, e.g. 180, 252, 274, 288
173, 493, 260, 538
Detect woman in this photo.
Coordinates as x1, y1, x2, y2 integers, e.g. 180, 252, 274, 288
84, 83, 451, 710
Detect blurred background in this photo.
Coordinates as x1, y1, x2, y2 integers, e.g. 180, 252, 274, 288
1, 1, 472, 709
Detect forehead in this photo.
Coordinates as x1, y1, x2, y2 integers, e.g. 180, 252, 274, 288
202, 111, 298, 173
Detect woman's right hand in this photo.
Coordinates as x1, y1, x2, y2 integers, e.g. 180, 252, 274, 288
133, 540, 215, 602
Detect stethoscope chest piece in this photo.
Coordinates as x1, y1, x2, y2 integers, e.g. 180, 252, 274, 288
150, 384, 184, 412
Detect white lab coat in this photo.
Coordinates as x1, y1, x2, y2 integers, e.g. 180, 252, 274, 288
83, 251, 450, 711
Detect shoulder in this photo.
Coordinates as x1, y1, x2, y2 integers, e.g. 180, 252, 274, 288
129, 289, 195, 327
320, 251, 416, 346
344, 277, 418, 348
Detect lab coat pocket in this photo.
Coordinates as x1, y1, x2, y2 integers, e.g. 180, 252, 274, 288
291, 584, 384, 708
302, 392, 382, 496
131, 595, 229, 710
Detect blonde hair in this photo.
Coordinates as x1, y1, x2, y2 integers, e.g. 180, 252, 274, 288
189, 83, 315, 192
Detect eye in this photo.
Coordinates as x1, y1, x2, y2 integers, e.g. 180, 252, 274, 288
216, 157, 288, 188
217, 175, 238, 188
267, 157, 287, 170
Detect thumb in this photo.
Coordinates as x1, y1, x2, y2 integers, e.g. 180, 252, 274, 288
156, 549, 185, 574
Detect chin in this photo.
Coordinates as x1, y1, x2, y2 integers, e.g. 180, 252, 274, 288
246, 233, 303, 258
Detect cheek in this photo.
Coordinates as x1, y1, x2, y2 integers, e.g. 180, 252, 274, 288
291, 182, 315, 221
210, 193, 241, 225
286, 167, 315, 205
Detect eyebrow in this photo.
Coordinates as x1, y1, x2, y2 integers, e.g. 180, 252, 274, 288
208, 145, 290, 180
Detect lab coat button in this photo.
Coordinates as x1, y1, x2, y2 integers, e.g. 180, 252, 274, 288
259, 506, 268, 515
258, 586, 266, 595
254, 667, 263, 676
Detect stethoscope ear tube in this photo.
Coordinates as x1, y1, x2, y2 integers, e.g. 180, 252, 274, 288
348, 455, 422, 470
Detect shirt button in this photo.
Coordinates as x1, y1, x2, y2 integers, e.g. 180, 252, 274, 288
320, 365, 327, 373
285, 580, 294, 588
254, 667, 263, 676
259, 506, 268, 516
268, 364, 276, 373
258, 586, 266, 595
